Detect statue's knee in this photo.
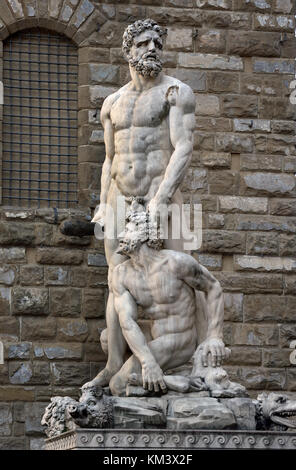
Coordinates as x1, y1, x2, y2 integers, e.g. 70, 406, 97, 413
100, 328, 108, 355
109, 374, 125, 397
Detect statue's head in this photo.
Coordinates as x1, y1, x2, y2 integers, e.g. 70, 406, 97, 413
122, 18, 167, 78
117, 199, 163, 256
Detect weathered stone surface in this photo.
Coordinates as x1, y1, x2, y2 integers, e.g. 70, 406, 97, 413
50, 363, 90, 386
201, 152, 231, 168
178, 53, 243, 70
195, 0, 232, 8
239, 368, 286, 390
203, 11, 252, 30
224, 347, 262, 365
208, 170, 239, 195
260, 96, 295, 120
166, 27, 192, 51
0, 438, 25, 450
21, 317, 56, 341
279, 324, 296, 347
9, 362, 50, 385
166, 68, 206, 92
279, 234, 296, 256
262, 349, 291, 367
0, 288, 11, 315
235, 214, 296, 233
168, 397, 236, 430
216, 134, 253, 153
193, 132, 215, 151
25, 403, 47, 435
0, 266, 16, 286
240, 172, 296, 197
11, 288, 49, 315
253, 58, 295, 74
181, 168, 207, 191
44, 267, 69, 286
222, 95, 258, 118
234, 255, 296, 273
0, 404, 12, 436
0, 317, 18, 338
208, 213, 225, 228
254, 13, 294, 32
233, 0, 272, 11
246, 232, 278, 255
228, 31, 280, 57
224, 293, 243, 322
270, 199, 296, 216
197, 253, 222, 271
240, 154, 282, 171
20, 266, 44, 286
113, 397, 166, 427
82, 289, 106, 318
219, 196, 268, 214
0, 223, 35, 246
207, 72, 239, 93
49, 288, 81, 316
233, 324, 279, 346
234, 119, 271, 133
196, 29, 226, 54
202, 230, 245, 253
215, 272, 283, 293
57, 318, 88, 342
0, 248, 26, 263
36, 248, 84, 265
273, 0, 294, 14
34, 343, 82, 360
223, 398, 256, 430
87, 253, 107, 267
7, 343, 31, 360
243, 294, 291, 322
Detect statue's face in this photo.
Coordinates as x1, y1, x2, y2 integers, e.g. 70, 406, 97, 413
117, 218, 147, 255
128, 29, 163, 78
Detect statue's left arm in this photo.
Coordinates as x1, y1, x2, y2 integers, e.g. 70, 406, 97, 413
148, 83, 195, 209
178, 256, 226, 367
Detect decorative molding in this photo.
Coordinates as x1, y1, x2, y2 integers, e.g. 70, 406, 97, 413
45, 429, 296, 450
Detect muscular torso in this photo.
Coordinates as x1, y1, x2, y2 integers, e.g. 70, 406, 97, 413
109, 76, 179, 199
122, 252, 197, 341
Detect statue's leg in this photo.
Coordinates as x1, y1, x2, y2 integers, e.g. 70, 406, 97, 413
109, 332, 196, 396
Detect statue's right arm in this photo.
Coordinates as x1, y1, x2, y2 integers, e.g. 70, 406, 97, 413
92, 94, 116, 224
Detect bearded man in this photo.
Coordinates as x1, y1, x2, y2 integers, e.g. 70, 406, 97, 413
85, 19, 197, 390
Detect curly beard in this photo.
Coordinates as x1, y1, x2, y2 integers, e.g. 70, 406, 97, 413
129, 53, 162, 78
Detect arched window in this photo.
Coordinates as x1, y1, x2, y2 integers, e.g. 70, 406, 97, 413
2, 28, 78, 208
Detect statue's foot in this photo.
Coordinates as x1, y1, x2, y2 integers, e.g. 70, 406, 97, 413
82, 368, 116, 390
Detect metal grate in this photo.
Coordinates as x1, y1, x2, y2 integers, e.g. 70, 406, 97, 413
2, 28, 78, 208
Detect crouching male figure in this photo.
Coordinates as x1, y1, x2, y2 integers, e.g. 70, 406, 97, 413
108, 202, 227, 396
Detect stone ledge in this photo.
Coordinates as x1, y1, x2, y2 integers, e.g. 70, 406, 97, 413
45, 428, 296, 450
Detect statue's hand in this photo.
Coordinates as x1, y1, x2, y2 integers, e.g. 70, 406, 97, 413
147, 196, 168, 239
197, 337, 226, 368
142, 361, 167, 393
92, 204, 106, 228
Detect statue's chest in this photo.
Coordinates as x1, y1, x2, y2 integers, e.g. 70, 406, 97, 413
111, 90, 170, 130
128, 270, 180, 307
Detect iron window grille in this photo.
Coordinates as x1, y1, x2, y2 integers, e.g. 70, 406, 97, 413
2, 28, 78, 208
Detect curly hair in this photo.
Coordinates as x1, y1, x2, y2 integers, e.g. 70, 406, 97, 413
122, 18, 167, 58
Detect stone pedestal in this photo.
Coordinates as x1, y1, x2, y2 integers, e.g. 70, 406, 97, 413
45, 428, 296, 450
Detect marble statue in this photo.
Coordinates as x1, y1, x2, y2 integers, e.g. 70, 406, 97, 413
84, 18, 212, 391
255, 393, 296, 431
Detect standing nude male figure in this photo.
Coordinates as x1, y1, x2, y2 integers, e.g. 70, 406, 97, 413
84, 19, 197, 389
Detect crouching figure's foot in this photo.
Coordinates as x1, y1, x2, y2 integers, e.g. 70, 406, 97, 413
82, 368, 116, 391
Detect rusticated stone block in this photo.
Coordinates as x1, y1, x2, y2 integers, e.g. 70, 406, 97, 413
224, 293, 243, 322
79, 47, 110, 64
82, 288, 106, 318
216, 134, 253, 153
9, 362, 50, 385
273, 0, 294, 14
87, 268, 108, 287
197, 253, 222, 271
0, 438, 25, 450
240, 172, 296, 197
233, 324, 279, 346
208, 171, 239, 195
270, 198, 296, 216
20, 266, 44, 286
284, 156, 296, 172
215, 272, 283, 294
7, 343, 31, 360
243, 294, 286, 322
0, 317, 18, 338
196, 117, 231, 132
224, 347, 261, 366
11, 288, 49, 315
228, 31, 280, 57
266, 134, 296, 155
34, 343, 82, 360
240, 73, 282, 96
0, 404, 12, 436
201, 152, 231, 168
283, 275, 296, 294
287, 370, 296, 391
193, 132, 215, 151
279, 234, 296, 256
279, 324, 296, 347
233, 119, 270, 133
0, 288, 11, 315
166, 27, 192, 51
235, 214, 296, 233
223, 398, 256, 431
166, 69, 206, 92
207, 71, 239, 93
222, 95, 258, 118
196, 29, 226, 54
219, 196, 268, 214
49, 288, 81, 316
239, 368, 286, 390
233, 0, 272, 11
36, 248, 84, 265
0, 248, 26, 264
260, 97, 295, 120
146, 7, 203, 26
254, 13, 294, 32
181, 168, 207, 191
203, 11, 251, 30
262, 349, 291, 367
240, 154, 282, 171
202, 230, 245, 254
246, 232, 278, 255
0, 266, 16, 286
195, 0, 232, 8
271, 121, 296, 135
25, 402, 48, 436
57, 318, 88, 342
0, 223, 35, 246
208, 213, 225, 228
253, 58, 295, 74
50, 362, 90, 386
234, 255, 296, 273
196, 94, 220, 116
88, 64, 120, 85
21, 317, 56, 341
83, 343, 106, 362
178, 53, 243, 70
44, 266, 69, 286
0, 386, 34, 402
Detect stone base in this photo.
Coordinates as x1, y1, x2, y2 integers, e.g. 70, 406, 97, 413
45, 428, 296, 450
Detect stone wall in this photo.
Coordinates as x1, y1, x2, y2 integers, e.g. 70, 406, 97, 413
0, 0, 295, 450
